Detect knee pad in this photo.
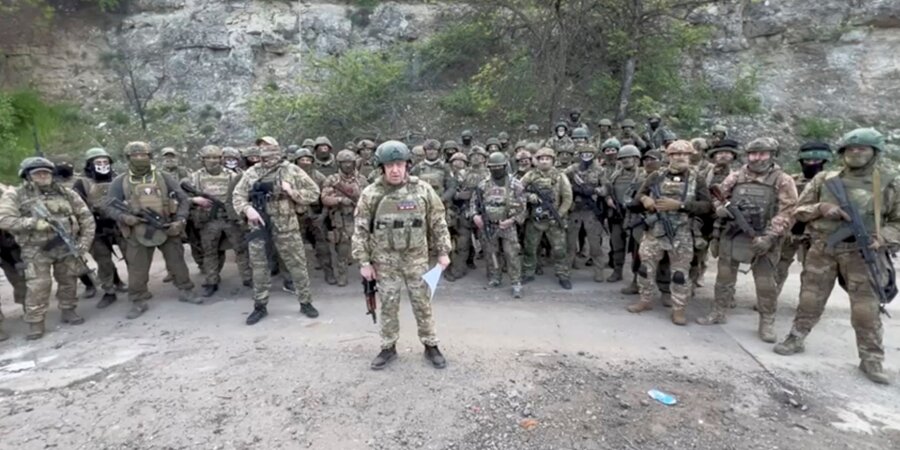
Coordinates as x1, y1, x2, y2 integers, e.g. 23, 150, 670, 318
672, 271, 686, 285
637, 264, 649, 278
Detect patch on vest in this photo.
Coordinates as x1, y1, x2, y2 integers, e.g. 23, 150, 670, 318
143, 186, 159, 196
396, 200, 418, 211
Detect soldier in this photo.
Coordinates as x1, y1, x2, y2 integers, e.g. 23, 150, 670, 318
773, 142, 832, 298
566, 108, 588, 134
592, 119, 614, 145
709, 124, 728, 149
321, 150, 368, 286
606, 145, 643, 284
691, 138, 711, 174
184, 145, 252, 297
515, 147, 533, 179
565, 143, 607, 282
643, 113, 671, 151
103, 142, 198, 318
160, 147, 191, 181
352, 141, 452, 370
626, 140, 712, 325
524, 124, 542, 146
357, 139, 377, 179
0, 185, 27, 340
51, 155, 99, 299
294, 147, 334, 285
471, 152, 526, 297
313, 136, 337, 176
233, 139, 321, 325
545, 121, 575, 158
641, 150, 662, 176
460, 129, 475, 154
301, 138, 315, 151
696, 138, 797, 342
448, 152, 468, 177
485, 137, 502, 154
497, 132, 511, 153
442, 140, 461, 162
158, 147, 201, 274
412, 139, 458, 207
72, 148, 127, 308
618, 119, 647, 151
598, 138, 621, 174
223, 147, 243, 173
521, 148, 574, 289
448, 146, 489, 280
702, 139, 741, 294
773, 128, 896, 385
411, 145, 426, 167
0, 157, 96, 339
241, 146, 261, 169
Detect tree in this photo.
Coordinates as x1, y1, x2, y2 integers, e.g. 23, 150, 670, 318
100, 46, 168, 131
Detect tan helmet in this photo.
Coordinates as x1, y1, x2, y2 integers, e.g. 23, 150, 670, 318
423, 139, 441, 151
515, 149, 533, 161
200, 145, 222, 158
301, 138, 315, 149
336, 149, 358, 163
690, 137, 709, 153
534, 147, 556, 160
314, 136, 333, 149
665, 139, 695, 155
125, 141, 153, 157
470, 146, 489, 157
255, 136, 279, 147
746, 137, 780, 153
222, 147, 241, 159
524, 142, 541, 153
357, 139, 376, 151
449, 152, 469, 163
260, 145, 282, 159
412, 145, 426, 157
242, 146, 261, 158
160, 146, 177, 157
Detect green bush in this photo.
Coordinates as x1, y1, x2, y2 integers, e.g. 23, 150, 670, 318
796, 117, 842, 141
715, 71, 762, 115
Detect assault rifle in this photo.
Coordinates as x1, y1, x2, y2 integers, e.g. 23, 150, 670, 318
106, 198, 171, 241
474, 186, 500, 270
709, 185, 759, 239
362, 278, 378, 323
824, 177, 897, 316
526, 185, 563, 224
648, 181, 676, 247
243, 180, 275, 245
571, 173, 605, 220
180, 181, 227, 219
28, 200, 92, 276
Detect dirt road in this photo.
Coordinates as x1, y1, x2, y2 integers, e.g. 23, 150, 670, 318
1, 255, 899, 449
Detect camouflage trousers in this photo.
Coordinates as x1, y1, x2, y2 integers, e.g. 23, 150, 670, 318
199, 218, 252, 286
328, 219, 355, 285
90, 231, 123, 295
126, 236, 194, 303
713, 241, 779, 315
19, 247, 79, 323
0, 248, 26, 315
450, 220, 474, 277
482, 225, 522, 284
786, 240, 884, 363
609, 220, 628, 269
566, 211, 605, 276
523, 219, 568, 279
185, 220, 204, 270
774, 234, 808, 299
376, 254, 438, 349
300, 213, 333, 276
248, 228, 312, 305
637, 228, 693, 309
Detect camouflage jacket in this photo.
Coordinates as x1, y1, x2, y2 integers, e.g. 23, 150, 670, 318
520, 167, 573, 219
0, 181, 95, 252
715, 165, 798, 237
232, 161, 321, 233
321, 171, 369, 213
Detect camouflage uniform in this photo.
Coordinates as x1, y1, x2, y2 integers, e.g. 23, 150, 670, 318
521, 148, 574, 288
627, 141, 712, 324
699, 138, 798, 342
352, 141, 452, 354
294, 148, 334, 284
775, 129, 896, 384
545, 122, 575, 167
605, 146, 643, 283
449, 147, 489, 279
591, 119, 614, 148
0, 157, 96, 339
642, 114, 671, 151
565, 145, 607, 281
321, 151, 369, 286
618, 119, 648, 152
103, 142, 197, 318
356, 139, 377, 180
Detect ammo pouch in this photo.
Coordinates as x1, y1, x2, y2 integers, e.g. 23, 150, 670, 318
373, 218, 425, 251
721, 234, 754, 264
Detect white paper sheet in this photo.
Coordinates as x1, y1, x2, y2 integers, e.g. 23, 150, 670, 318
422, 264, 444, 301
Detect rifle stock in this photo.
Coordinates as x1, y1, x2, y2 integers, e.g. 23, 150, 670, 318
363, 278, 378, 323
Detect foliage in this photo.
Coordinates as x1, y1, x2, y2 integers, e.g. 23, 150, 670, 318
418, 20, 502, 80
250, 49, 408, 144
796, 117, 843, 141
714, 70, 762, 115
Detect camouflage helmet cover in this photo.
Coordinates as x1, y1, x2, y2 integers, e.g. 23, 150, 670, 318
160, 146, 177, 157
798, 141, 832, 161
124, 141, 153, 156
617, 145, 641, 159
313, 136, 333, 149
199, 145, 222, 158
294, 148, 314, 160
470, 146, 489, 157
442, 140, 460, 151
336, 149, 358, 163
19, 156, 55, 178
449, 152, 469, 163
534, 147, 556, 159
255, 136, 279, 147
745, 137, 779, 153
221, 147, 241, 159
665, 139, 696, 155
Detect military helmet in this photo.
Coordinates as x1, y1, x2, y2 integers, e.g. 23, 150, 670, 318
48, 154, 73, 166
470, 146, 489, 157
336, 149, 358, 163
19, 156, 56, 178
294, 148, 314, 160
837, 128, 884, 153
301, 138, 315, 148
620, 119, 636, 128
746, 137, 779, 153
422, 139, 441, 151
242, 146, 261, 158
575, 143, 596, 155
314, 136, 333, 149
617, 145, 641, 159
690, 138, 709, 153
357, 139, 376, 150
598, 118, 613, 127
600, 138, 621, 150
571, 127, 590, 140
798, 141, 832, 161
255, 136, 279, 147
648, 112, 662, 121
124, 141, 152, 157
534, 147, 556, 159
515, 149, 533, 161
199, 145, 222, 158
485, 137, 501, 148
374, 140, 411, 167
442, 140, 459, 151
554, 121, 569, 131
514, 140, 528, 151
570, 107, 582, 114
665, 139, 696, 155
85, 147, 112, 162
707, 139, 741, 157
527, 124, 539, 133
411, 145, 426, 157
222, 147, 241, 159
662, 129, 678, 142
287, 144, 299, 153
160, 147, 177, 157
643, 149, 662, 161
260, 145, 282, 159
487, 152, 508, 167
449, 152, 469, 163
524, 142, 541, 153
461, 129, 474, 138
712, 124, 728, 135
497, 131, 510, 143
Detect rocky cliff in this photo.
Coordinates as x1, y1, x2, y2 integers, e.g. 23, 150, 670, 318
2, 0, 898, 142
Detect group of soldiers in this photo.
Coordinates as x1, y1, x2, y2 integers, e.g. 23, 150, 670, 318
0, 111, 895, 382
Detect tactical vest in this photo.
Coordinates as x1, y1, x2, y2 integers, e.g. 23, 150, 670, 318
192, 169, 235, 221
569, 165, 601, 212
652, 168, 696, 235
727, 170, 780, 236
415, 162, 448, 196
316, 156, 338, 177
79, 176, 112, 212
329, 173, 364, 230
612, 169, 640, 205
122, 171, 175, 246
528, 170, 561, 221
483, 178, 514, 223
15, 184, 76, 248
812, 171, 885, 237
371, 180, 428, 252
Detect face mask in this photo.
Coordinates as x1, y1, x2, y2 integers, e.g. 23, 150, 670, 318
556, 129, 566, 138
490, 167, 506, 180
801, 161, 825, 179
579, 153, 594, 162
56, 166, 73, 178
747, 159, 772, 173
670, 159, 690, 173
224, 159, 239, 170
204, 159, 222, 174
649, 121, 660, 131
163, 158, 177, 169
130, 158, 151, 175
844, 148, 874, 169
340, 162, 355, 175
94, 161, 111, 175
462, 137, 472, 145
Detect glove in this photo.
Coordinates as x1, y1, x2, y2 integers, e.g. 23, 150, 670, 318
751, 234, 775, 255
709, 238, 719, 258
166, 219, 186, 237
527, 193, 540, 204
34, 219, 51, 232
715, 206, 732, 219
121, 214, 142, 226
655, 198, 682, 212
640, 196, 655, 212
818, 202, 850, 221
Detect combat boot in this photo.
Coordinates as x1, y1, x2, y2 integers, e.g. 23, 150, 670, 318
0, 325, 9, 342
660, 293, 673, 307
371, 345, 397, 370
522, 275, 535, 284
696, 311, 727, 325
97, 293, 117, 309
512, 283, 522, 299
424, 345, 447, 369
126, 301, 148, 320
671, 309, 687, 326
82, 284, 97, 299
620, 279, 639, 295
626, 300, 653, 313
606, 268, 623, 283
178, 289, 203, 305
859, 360, 890, 385
61, 309, 85, 325
773, 334, 805, 356
558, 278, 572, 290
25, 322, 44, 340
593, 268, 605, 283
336, 271, 348, 287
283, 279, 296, 294
488, 278, 501, 288
246, 303, 268, 325
300, 302, 319, 318
758, 314, 776, 343
324, 268, 338, 286
162, 273, 174, 283
201, 284, 218, 298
